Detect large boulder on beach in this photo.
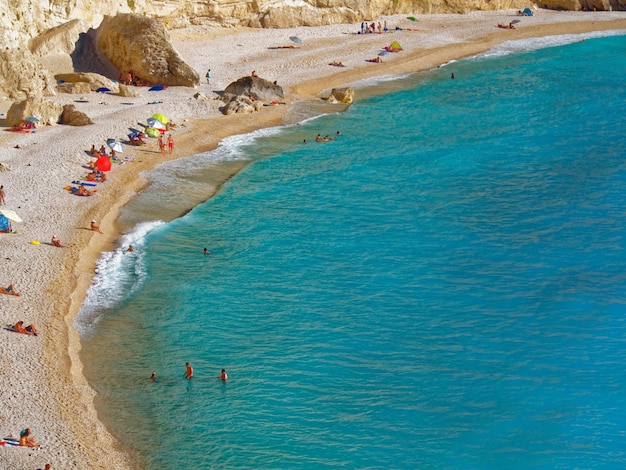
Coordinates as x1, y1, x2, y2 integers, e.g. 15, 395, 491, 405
0, 48, 56, 100
56, 81, 93, 94
326, 87, 354, 105
222, 96, 264, 115
59, 104, 94, 126
223, 76, 284, 102
6, 97, 63, 127
55, 72, 119, 93
96, 14, 199, 87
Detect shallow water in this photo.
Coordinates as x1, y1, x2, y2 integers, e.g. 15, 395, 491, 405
79, 31, 626, 469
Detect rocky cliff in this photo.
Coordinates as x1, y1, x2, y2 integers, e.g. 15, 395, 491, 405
1, 0, 621, 50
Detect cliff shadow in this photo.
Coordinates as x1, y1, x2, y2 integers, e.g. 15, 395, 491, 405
71, 28, 119, 79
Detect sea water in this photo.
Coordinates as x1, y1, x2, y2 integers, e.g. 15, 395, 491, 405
78, 31, 626, 469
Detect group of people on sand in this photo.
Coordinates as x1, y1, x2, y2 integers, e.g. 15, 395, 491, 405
359, 20, 388, 34
116, 70, 150, 87
157, 134, 175, 154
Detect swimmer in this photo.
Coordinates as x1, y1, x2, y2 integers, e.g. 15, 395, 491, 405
185, 362, 194, 379
126, 245, 134, 253
150, 372, 157, 382
203, 248, 210, 255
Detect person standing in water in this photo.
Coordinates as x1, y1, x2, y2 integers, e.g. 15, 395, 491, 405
185, 362, 194, 379
219, 369, 228, 381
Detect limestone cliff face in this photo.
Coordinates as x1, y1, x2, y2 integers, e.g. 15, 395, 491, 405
1, 0, 621, 49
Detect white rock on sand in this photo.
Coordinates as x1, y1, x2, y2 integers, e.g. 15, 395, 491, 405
0, 10, 624, 469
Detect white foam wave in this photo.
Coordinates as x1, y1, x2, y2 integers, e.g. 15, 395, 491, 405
74, 220, 165, 336
478, 29, 626, 58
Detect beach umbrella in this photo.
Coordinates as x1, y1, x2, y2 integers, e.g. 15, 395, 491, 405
0, 209, 22, 223
289, 36, 302, 44
147, 117, 166, 130
145, 127, 161, 138
151, 113, 169, 124
25, 116, 39, 123
107, 138, 123, 153
96, 87, 111, 93
96, 155, 112, 172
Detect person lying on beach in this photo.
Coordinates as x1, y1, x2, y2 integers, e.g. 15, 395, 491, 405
328, 61, 345, 67
12, 321, 38, 335
367, 57, 383, 63
90, 220, 103, 234
497, 23, 515, 29
19, 428, 40, 447
51, 236, 61, 247
76, 185, 92, 196
4, 284, 19, 296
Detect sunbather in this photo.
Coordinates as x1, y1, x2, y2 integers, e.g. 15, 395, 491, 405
19, 428, 39, 447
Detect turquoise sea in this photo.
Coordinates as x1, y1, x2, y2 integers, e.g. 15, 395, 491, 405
78, 31, 626, 469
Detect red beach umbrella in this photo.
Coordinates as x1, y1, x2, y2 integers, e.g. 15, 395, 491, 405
96, 155, 112, 172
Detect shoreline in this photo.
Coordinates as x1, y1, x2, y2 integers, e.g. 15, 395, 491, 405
0, 11, 624, 469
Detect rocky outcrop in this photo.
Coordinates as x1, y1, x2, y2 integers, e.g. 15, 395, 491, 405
0, 48, 56, 100
222, 96, 264, 115
326, 87, 355, 105
223, 76, 284, 103
59, 104, 94, 126
55, 72, 119, 93
6, 97, 64, 127
96, 14, 200, 87
12, 0, 626, 48
57, 82, 93, 94
29, 19, 91, 75
3, 1, 622, 52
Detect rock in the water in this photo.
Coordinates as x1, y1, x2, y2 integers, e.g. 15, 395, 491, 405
59, 104, 94, 126
96, 14, 199, 87
326, 87, 354, 105
6, 97, 63, 127
223, 76, 284, 102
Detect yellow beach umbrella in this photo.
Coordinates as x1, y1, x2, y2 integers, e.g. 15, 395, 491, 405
151, 113, 169, 124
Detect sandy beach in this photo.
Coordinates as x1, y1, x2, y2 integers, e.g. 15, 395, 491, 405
0, 9, 624, 469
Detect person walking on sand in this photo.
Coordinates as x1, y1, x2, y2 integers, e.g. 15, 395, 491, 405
185, 362, 194, 379
167, 134, 174, 153
158, 135, 166, 154
0, 185, 5, 205
206, 69, 211, 84
90, 220, 103, 234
